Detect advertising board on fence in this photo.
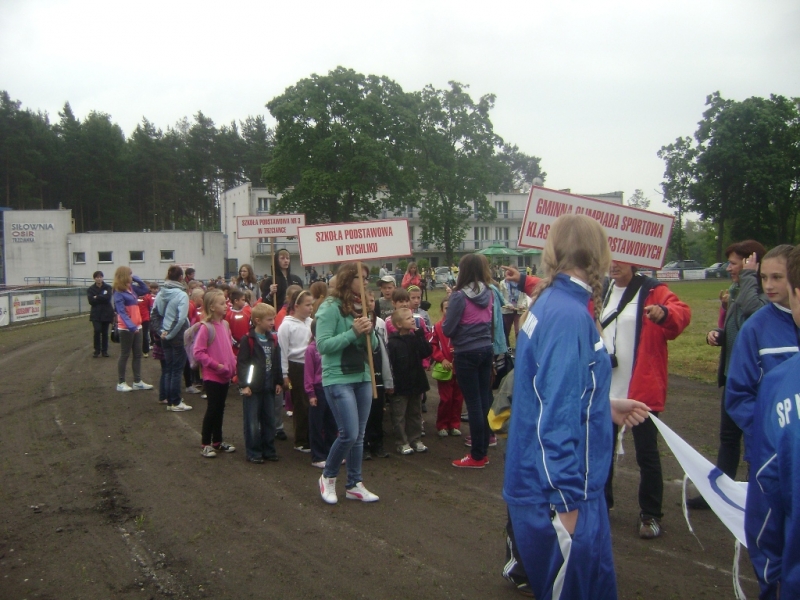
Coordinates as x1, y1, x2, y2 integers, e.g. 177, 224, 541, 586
297, 219, 411, 266
0, 296, 9, 327
237, 214, 306, 239
11, 294, 42, 322
518, 187, 674, 269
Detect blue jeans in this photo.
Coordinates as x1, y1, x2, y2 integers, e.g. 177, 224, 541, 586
243, 390, 277, 460
161, 336, 187, 406
454, 347, 494, 461
323, 381, 372, 488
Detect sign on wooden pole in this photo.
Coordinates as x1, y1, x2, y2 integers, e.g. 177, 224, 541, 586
298, 219, 411, 398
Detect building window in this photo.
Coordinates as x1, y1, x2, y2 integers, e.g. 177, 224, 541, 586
258, 197, 271, 212
98, 251, 113, 263
474, 226, 489, 249
495, 227, 509, 242
495, 201, 509, 218
73, 252, 86, 264
408, 226, 415, 247
129, 250, 144, 262
160, 250, 175, 262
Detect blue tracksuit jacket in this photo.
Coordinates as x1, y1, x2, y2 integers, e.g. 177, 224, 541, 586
726, 303, 799, 463
727, 303, 799, 596
504, 273, 613, 512
752, 353, 800, 597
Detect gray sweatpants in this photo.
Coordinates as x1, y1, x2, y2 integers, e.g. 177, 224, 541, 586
118, 329, 143, 384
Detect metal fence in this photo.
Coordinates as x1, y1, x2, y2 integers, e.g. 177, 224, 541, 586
0, 287, 89, 327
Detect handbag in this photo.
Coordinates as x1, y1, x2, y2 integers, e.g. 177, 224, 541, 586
110, 320, 120, 343
432, 361, 453, 381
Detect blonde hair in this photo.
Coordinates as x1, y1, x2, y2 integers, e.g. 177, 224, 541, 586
252, 302, 276, 323
190, 288, 205, 304
529, 214, 611, 322
391, 307, 412, 329
112, 266, 132, 292
202, 289, 225, 322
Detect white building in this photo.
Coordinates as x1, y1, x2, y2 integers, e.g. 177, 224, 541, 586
1, 208, 225, 286
218, 183, 623, 274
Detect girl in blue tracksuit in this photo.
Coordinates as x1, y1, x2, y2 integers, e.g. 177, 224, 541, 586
504, 214, 617, 600
733, 245, 800, 599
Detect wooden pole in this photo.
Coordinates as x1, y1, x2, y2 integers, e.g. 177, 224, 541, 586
270, 238, 277, 309
357, 261, 378, 399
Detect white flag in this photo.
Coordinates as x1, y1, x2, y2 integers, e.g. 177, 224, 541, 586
651, 416, 747, 546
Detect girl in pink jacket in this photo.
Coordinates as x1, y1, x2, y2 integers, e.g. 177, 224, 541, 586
194, 290, 237, 458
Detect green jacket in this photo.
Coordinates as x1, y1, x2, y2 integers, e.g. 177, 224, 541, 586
315, 297, 378, 386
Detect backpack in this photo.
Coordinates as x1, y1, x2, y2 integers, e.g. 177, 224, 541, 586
150, 302, 164, 337
184, 322, 216, 370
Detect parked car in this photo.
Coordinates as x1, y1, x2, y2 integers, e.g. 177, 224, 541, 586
434, 267, 455, 288
662, 260, 704, 270
704, 262, 730, 278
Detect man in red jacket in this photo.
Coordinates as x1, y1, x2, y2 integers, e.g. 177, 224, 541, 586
601, 262, 691, 539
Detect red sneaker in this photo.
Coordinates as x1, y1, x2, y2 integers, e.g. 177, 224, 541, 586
452, 454, 488, 468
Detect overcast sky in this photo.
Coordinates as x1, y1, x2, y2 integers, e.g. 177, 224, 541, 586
2, 0, 799, 215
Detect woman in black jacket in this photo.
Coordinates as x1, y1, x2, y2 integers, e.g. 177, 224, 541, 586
87, 270, 115, 357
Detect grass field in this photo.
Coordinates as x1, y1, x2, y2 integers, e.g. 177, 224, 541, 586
415, 280, 728, 385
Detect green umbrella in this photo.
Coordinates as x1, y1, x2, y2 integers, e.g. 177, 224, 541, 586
520, 248, 542, 255
475, 243, 521, 257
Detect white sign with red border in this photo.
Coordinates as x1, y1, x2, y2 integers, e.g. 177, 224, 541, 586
297, 219, 411, 266
11, 293, 42, 322
518, 187, 674, 269
236, 214, 306, 239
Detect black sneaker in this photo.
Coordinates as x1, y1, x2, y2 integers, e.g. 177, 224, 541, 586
264, 455, 279, 462
372, 445, 390, 458
247, 457, 264, 464
686, 496, 710, 510
363, 450, 373, 461
275, 430, 288, 441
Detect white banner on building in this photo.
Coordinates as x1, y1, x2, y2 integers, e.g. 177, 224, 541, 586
297, 219, 411, 266
0, 296, 9, 327
237, 214, 306, 239
11, 294, 42, 322
651, 416, 747, 546
518, 187, 674, 269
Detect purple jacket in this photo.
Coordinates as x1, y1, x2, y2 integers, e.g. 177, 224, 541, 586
442, 283, 493, 353
304, 340, 323, 396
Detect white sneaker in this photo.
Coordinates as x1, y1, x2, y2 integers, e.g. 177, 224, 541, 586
117, 382, 133, 392
201, 445, 217, 458
132, 380, 153, 390
311, 460, 326, 468
185, 385, 201, 394
319, 475, 338, 504
414, 441, 428, 453
345, 482, 379, 503
167, 401, 193, 412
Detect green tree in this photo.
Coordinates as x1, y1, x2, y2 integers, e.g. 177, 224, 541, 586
658, 136, 697, 260
240, 115, 273, 187
264, 67, 418, 223
627, 189, 650, 209
497, 143, 546, 192
412, 82, 505, 265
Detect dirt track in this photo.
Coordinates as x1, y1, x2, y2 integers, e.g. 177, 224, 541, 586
0, 317, 759, 599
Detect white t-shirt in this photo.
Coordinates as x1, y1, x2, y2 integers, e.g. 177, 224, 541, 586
600, 285, 640, 401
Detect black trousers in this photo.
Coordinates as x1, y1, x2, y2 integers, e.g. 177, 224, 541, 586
365, 386, 387, 450
141, 321, 151, 355
201, 380, 230, 446
716, 387, 742, 479
92, 320, 111, 354
605, 413, 663, 519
